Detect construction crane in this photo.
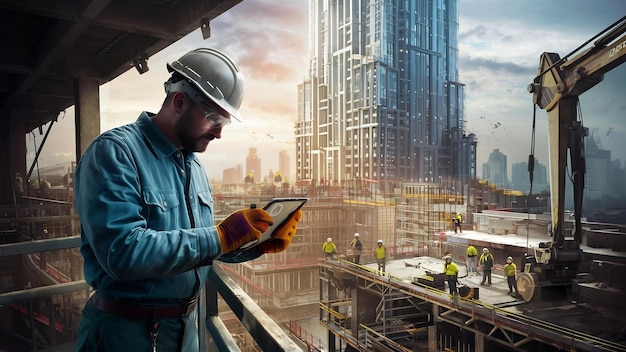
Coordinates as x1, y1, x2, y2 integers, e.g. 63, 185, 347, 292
520, 16, 626, 302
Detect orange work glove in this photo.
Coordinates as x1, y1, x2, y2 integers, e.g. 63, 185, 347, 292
217, 208, 273, 255
259, 209, 303, 253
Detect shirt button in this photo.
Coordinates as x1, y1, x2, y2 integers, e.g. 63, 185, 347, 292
163, 201, 168, 207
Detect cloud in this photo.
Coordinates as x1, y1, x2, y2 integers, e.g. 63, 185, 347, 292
32, 0, 626, 183
461, 56, 533, 76
458, 0, 626, 177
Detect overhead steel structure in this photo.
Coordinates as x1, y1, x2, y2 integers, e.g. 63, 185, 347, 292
0, 0, 242, 204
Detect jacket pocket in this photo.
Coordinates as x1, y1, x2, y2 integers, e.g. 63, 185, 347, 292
196, 190, 214, 227
143, 189, 180, 230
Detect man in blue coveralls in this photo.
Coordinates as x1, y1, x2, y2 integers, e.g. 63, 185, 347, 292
73, 48, 302, 351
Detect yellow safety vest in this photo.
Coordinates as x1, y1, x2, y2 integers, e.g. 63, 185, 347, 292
375, 246, 386, 259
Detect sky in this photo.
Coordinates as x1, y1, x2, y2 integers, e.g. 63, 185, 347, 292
31, 0, 626, 182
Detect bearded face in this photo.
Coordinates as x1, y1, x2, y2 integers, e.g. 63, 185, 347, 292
175, 103, 222, 153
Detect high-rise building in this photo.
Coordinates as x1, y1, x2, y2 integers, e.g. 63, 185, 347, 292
245, 148, 261, 183
564, 133, 612, 209
295, 0, 473, 190
584, 134, 610, 200
482, 149, 509, 189
511, 159, 548, 194
607, 159, 626, 199
279, 149, 290, 182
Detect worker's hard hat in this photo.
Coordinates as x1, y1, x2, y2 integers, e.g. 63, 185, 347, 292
377, 239, 383, 243
327, 237, 332, 242
165, 48, 245, 121
483, 248, 489, 252
354, 233, 360, 237
444, 255, 452, 261
507, 256, 513, 261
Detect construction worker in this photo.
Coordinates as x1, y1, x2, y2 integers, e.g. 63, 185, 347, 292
323, 237, 337, 258
40, 175, 52, 198
15, 173, 24, 197
443, 255, 459, 299
504, 256, 519, 296
30, 178, 40, 195
350, 232, 363, 264
466, 244, 478, 276
479, 248, 494, 285
454, 212, 463, 233
375, 240, 386, 272
73, 48, 303, 351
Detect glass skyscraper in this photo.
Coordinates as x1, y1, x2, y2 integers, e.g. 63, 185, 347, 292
296, 0, 475, 189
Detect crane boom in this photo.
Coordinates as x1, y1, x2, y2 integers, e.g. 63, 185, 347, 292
519, 17, 626, 302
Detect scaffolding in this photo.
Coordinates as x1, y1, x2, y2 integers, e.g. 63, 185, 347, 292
319, 259, 626, 352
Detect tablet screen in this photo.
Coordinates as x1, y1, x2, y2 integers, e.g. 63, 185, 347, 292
236, 198, 308, 251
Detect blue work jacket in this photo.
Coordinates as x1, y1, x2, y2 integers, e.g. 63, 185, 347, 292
74, 112, 261, 304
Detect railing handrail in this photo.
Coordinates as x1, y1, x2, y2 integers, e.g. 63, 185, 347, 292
1, 236, 305, 351
205, 264, 304, 351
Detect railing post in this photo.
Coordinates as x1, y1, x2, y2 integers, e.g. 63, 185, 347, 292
207, 265, 304, 351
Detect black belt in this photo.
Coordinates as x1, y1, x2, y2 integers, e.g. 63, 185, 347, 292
90, 293, 198, 319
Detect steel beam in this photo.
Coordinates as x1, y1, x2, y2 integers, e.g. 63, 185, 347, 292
0, 236, 81, 256
0, 280, 90, 306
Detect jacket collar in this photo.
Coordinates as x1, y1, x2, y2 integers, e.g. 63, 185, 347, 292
136, 112, 182, 159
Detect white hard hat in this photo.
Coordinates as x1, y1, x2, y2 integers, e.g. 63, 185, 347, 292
377, 239, 383, 243
483, 248, 489, 252
444, 255, 452, 260
354, 233, 360, 237
327, 237, 332, 242
507, 256, 513, 261
165, 48, 245, 121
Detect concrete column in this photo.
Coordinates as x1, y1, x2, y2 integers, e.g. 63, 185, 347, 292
74, 78, 100, 159
0, 114, 27, 204
475, 331, 485, 352
428, 303, 438, 351
10, 115, 26, 176
351, 286, 359, 337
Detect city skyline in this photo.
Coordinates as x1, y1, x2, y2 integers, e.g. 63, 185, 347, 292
25, 0, 626, 182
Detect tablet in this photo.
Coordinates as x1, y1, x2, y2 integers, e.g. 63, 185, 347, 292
234, 197, 308, 252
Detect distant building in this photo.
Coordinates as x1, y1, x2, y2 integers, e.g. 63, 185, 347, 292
608, 159, 626, 199
482, 149, 510, 189
279, 150, 290, 182
564, 133, 615, 209
246, 148, 261, 183
584, 135, 610, 200
222, 164, 243, 184
511, 159, 548, 194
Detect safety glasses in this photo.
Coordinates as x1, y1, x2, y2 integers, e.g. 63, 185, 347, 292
165, 78, 231, 128
194, 99, 231, 128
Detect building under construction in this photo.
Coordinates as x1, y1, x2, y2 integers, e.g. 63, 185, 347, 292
318, 210, 626, 352
214, 181, 626, 352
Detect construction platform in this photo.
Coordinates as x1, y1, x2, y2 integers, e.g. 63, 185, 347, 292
319, 256, 626, 352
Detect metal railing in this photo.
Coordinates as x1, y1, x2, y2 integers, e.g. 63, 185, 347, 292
0, 236, 303, 351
